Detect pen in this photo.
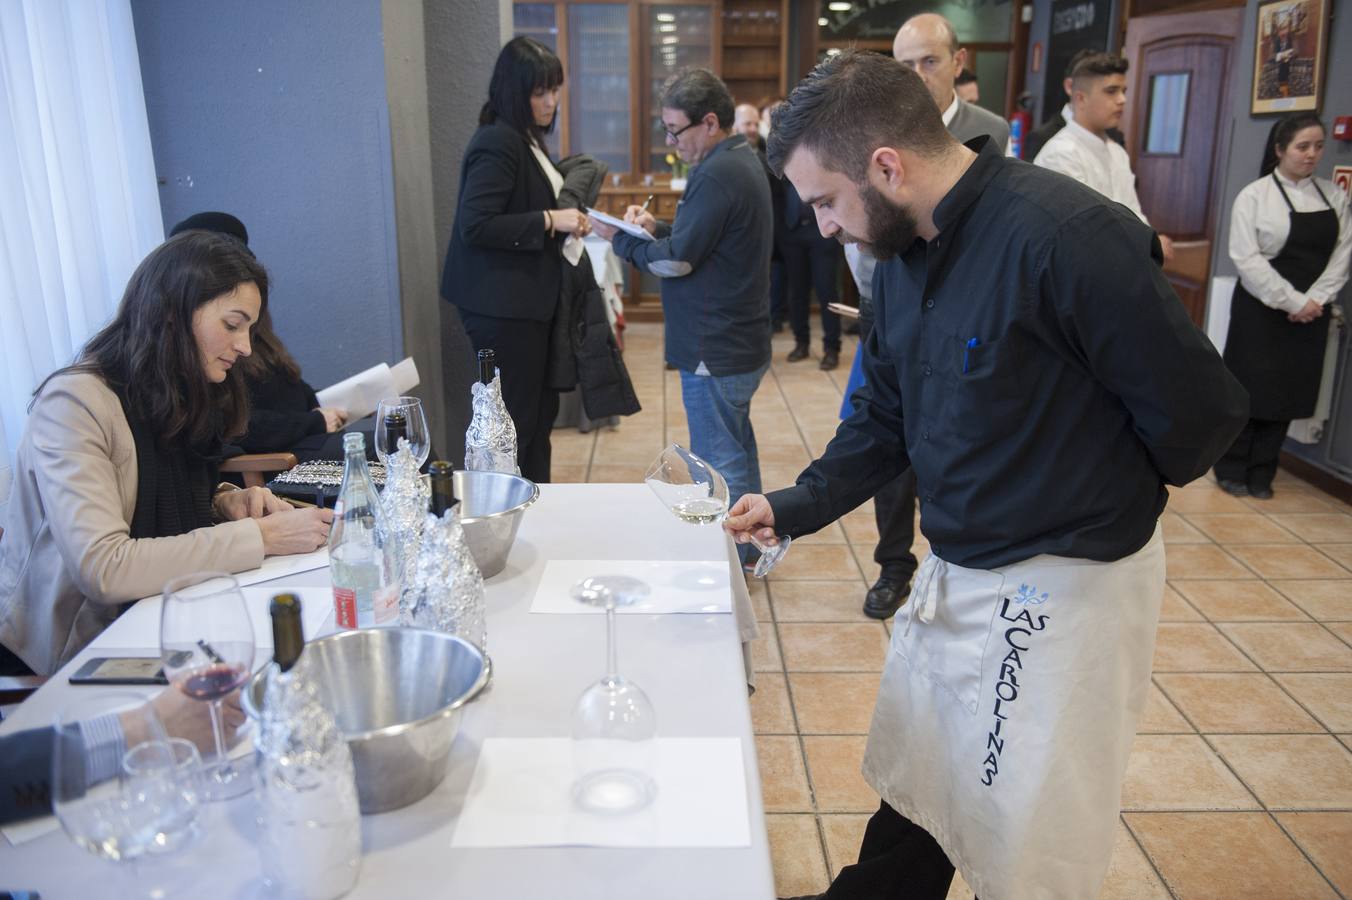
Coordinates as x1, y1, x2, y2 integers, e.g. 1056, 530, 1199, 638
963, 337, 980, 374
639, 194, 654, 213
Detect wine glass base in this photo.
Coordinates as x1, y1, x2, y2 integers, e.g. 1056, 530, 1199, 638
573, 768, 656, 815
200, 753, 256, 802
752, 536, 792, 578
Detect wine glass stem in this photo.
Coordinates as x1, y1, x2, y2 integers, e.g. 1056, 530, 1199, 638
207, 698, 229, 770
605, 605, 619, 679
748, 534, 774, 553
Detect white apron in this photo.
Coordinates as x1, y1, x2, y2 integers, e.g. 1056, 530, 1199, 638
861, 525, 1165, 900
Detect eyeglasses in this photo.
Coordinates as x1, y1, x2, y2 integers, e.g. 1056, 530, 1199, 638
663, 120, 700, 144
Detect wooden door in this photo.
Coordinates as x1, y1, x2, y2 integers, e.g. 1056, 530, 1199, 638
1123, 8, 1242, 327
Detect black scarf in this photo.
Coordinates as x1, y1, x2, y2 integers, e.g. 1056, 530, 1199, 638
111, 380, 222, 539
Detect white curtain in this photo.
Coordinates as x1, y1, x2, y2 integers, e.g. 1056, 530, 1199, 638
0, 0, 163, 509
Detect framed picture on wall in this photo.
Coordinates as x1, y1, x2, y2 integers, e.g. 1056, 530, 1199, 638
1251, 0, 1328, 114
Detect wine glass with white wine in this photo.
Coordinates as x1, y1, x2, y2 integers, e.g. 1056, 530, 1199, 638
644, 443, 790, 577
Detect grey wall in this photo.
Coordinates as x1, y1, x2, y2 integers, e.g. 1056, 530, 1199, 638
1208, 0, 1352, 480
132, 0, 402, 390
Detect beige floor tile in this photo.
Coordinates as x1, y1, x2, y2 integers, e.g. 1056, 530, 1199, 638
765, 814, 829, 897
1154, 674, 1321, 733
779, 623, 888, 672
1210, 734, 1352, 809
1138, 682, 1193, 733
1316, 543, 1352, 569
585, 462, 648, 483
1269, 513, 1352, 543
1226, 544, 1349, 580
756, 442, 812, 467
841, 512, 881, 545
1171, 580, 1309, 622
548, 436, 595, 466
751, 628, 783, 672
1218, 623, 1352, 671
788, 672, 882, 734
770, 581, 871, 622
819, 813, 870, 878
1160, 512, 1208, 543
748, 578, 772, 622
1151, 623, 1256, 672
1186, 513, 1300, 544
1242, 489, 1338, 513
755, 735, 814, 812
1164, 544, 1254, 580
1100, 821, 1171, 900
1167, 487, 1254, 514
763, 463, 809, 488
1274, 812, 1352, 896
1126, 812, 1339, 900
789, 521, 850, 546
766, 543, 863, 582
802, 735, 877, 812
1158, 584, 1204, 622
1272, 673, 1352, 731
1120, 734, 1258, 810
1327, 621, 1352, 646
750, 672, 796, 734
549, 464, 588, 484
1268, 579, 1352, 620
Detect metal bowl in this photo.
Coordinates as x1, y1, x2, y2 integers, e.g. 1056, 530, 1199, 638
454, 470, 538, 578
243, 627, 488, 814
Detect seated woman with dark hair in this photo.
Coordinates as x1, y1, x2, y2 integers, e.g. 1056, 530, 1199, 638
0, 230, 333, 676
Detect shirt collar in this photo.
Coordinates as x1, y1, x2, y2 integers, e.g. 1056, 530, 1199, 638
941, 94, 960, 127
1060, 103, 1074, 123
699, 133, 744, 167
930, 136, 1004, 238
1063, 115, 1108, 150
1272, 169, 1315, 189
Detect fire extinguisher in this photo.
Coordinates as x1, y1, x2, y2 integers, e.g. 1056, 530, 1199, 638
1009, 109, 1032, 159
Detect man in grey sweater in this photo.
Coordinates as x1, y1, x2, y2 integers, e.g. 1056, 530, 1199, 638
590, 68, 773, 568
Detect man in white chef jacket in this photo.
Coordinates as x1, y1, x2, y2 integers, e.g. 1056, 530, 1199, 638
1034, 52, 1175, 262
726, 51, 1247, 900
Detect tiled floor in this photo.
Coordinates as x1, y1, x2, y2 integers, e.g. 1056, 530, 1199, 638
556, 322, 1352, 899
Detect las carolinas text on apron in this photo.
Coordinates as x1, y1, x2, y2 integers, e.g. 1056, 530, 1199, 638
981, 584, 1050, 787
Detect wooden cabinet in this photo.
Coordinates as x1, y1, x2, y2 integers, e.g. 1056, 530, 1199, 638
720, 0, 789, 106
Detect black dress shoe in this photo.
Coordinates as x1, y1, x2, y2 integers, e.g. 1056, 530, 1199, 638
819, 350, 839, 371
787, 343, 810, 362
863, 574, 910, 619
1217, 478, 1249, 497
1248, 484, 1274, 500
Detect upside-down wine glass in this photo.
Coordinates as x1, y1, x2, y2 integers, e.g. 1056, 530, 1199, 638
160, 572, 255, 801
644, 443, 791, 577
570, 575, 658, 815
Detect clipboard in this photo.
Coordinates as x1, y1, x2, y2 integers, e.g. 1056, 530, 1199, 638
586, 207, 656, 241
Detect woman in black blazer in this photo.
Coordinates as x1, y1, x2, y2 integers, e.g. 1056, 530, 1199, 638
441, 37, 590, 483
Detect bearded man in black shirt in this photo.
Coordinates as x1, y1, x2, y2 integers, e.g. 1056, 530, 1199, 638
725, 51, 1247, 900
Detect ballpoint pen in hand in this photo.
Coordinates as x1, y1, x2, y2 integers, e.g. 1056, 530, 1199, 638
639, 194, 654, 213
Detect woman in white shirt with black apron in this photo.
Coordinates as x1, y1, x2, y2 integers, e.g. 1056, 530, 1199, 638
1217, 113, 1351, 498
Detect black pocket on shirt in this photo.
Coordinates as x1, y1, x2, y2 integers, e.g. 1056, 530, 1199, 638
949, 332, 1027, 439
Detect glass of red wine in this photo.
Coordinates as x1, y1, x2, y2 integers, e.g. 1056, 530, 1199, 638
160, 572, 255, 802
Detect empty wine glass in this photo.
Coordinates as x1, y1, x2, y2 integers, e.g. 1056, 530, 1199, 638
375, 396, 430, 468
53, 693, 185, 866
644, 443, 791, 577
160, 572, 255, 801
570, 575, 657, 815
123, 737, 202, 853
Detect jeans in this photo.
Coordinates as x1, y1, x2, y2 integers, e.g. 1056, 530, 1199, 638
679, 365, 767, 565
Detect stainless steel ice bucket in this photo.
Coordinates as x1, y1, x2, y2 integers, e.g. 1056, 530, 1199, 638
243, 627, 488, 814
454, 469, 538, 578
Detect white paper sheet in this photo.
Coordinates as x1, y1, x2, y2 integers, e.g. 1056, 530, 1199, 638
585, 207, 656, 241
314, 357, 420, 422
449, 737, 749, 848
99, 584, 333, 651
530, 560, 730, 615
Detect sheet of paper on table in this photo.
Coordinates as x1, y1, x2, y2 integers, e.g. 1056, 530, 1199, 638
449, 737, 749, 848
530, 560, 731, 615
99, 584, 332, 650
315, 357, 419, 422
585, 207, 656, 241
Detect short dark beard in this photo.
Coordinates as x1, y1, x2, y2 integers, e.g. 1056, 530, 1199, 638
838, 182, 918, 260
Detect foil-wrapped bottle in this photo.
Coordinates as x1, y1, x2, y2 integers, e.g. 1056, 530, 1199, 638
257, 594, 362, 900
399, 461, 487, 652
464, 348, 519, 474
380, 436, 429, 586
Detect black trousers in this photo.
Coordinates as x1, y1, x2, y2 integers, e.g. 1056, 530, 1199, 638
457, 310, 559, 484
826, 802, 967, 900
782, 225, 842, 351
770, 257, 787, 326
859, 310, 918, 581
1214, 417, 1289, 491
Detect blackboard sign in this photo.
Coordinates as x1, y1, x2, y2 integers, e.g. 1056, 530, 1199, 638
1040, 0, 1115, 123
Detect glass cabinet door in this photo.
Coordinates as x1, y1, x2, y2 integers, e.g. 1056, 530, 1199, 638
643, 5, 713, 175
512, 3, 561, 157
567, 3, 632, 174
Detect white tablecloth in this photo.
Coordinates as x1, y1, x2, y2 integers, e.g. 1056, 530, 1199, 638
0, 484, 772, 899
